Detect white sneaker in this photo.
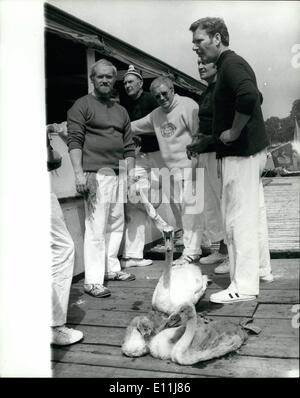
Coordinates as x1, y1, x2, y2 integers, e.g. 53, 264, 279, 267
51, 326, 83, 346
260, 273, 274, 283
214, 259, 230, 274
172, 255, 200, 266
200, 252, 228, 265
121, 258, 153, 268
210, 288, 256, 304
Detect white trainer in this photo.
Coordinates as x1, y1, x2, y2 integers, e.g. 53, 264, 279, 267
51, 326, 83, 346
200, 252, 228, 265
214, 259, 230, 274
172, 255, 200, 266
260, 273, 274, 283
121, 258, 153, 268
210, 289, 256, 304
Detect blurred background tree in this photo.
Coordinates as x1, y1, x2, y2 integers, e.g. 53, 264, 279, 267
265, 99, 300, 145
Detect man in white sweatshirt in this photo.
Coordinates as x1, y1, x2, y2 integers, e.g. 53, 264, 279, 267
131, 76, 204, 264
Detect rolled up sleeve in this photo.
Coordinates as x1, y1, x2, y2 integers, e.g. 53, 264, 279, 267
131, 113, 154, 135
67, 101, 86, 151
123, 111, 136, 159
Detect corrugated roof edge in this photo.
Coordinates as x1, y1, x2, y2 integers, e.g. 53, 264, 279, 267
44, 2, 206, 95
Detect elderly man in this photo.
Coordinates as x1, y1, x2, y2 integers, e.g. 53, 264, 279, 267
189, 17, 273, 304
121, 65, 158, 268
131, 75, 203, 265
123, 65, 158, 140
67, 59, 136, 299
187, 57, 228, 273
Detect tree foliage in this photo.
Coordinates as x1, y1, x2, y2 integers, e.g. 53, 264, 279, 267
265, 99, 300, 144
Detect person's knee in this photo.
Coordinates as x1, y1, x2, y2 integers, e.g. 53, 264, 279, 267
64, 237, 75, 264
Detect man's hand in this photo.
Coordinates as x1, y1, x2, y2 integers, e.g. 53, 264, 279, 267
187, 138, 198, 159
219, 127, 242, 145
128, 175, 139, 187
186, 134, 213, 159
47, 122, 68, 144
219, 129, 240, 145
75, 172, 88, 195
46, 124, 57, 136
127, 175, 140, 204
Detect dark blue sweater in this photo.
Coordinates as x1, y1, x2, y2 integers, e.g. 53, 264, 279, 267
121, 91, 159, 153
67, 94, 135, 172
213, 50, 269, 158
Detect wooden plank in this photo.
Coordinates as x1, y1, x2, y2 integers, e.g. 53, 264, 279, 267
68, 307, 299, 338
252, 318, 299, 338
238, 336, 299, 359
70, 258, 299, 291
65, 320, 299, 359
51, 344, 299, 378
257, 290, 299, 304
52, 362, 201, 378
254, 304, 299, 319
67, 307, 250, 328
69, 287, 257, 317
207, 277, 300, 292
67, 309, 141, 327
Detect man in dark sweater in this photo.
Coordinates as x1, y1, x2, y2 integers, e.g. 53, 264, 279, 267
120, 65, 159, 268
189, 17, 273, 304
67, 59, 136, 298
122, 65, 159, 152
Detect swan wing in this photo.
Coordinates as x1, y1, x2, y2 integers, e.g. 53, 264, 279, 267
172, 320, 247, 365
152, 277, 173, 314
168, 265, 207, 308
149, 326, 185, 360
152, 264, 207, 314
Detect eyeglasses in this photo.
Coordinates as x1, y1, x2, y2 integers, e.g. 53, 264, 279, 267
153, 89, 172, 100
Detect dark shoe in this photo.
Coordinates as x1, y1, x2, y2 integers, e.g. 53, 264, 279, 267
84, 284, 111, 297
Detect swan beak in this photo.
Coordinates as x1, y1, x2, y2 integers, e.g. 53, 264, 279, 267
163, 228, 174, 252
163, 313, 182, 328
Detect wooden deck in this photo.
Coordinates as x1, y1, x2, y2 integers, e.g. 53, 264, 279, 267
52, 258, 299, 378
263, 177, 300, 255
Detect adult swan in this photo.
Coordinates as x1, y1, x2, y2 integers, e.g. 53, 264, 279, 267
152, 229, 208, 315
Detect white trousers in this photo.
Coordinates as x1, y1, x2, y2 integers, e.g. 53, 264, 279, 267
84, 172, 124, 284
123, 157, 162, 259
123, 203, 148, 258
51, 193, 74, 327
222, 150, 272, 295
172, 170, 204, 257
199, 152, 225, 244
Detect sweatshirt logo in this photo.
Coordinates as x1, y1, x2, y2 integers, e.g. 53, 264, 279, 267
160, 122, 176, 138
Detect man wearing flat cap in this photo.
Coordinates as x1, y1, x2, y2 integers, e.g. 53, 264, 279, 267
121, 65, 160, 269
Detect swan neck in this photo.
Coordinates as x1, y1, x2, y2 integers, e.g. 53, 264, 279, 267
175, 315, 197, 352
163, 251, 172, 287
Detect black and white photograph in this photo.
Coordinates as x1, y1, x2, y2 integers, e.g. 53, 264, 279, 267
0, 0, 299, 381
